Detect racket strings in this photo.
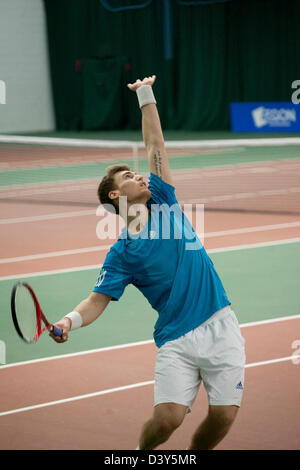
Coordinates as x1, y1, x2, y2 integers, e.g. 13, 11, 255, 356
14, 284, 41, 343
11, 282, 62, 343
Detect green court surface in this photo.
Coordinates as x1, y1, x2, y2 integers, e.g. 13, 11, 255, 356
1, 144, 300, 188
1, 241, 299, 365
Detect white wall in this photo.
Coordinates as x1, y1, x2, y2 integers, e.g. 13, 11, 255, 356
0, 0, 55, 133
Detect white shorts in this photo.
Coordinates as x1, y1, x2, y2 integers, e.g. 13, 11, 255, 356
154, 306, 246, 412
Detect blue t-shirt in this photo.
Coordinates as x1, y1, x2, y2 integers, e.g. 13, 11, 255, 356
93, 173, 230, 348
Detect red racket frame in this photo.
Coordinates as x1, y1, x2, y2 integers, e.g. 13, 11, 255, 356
11, 282, 62, 343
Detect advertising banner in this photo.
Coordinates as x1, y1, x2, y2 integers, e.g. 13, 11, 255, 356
230, 102, 300, 132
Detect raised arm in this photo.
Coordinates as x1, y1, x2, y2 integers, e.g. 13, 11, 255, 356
127, 75, 173, 186
50, 292, 111, 343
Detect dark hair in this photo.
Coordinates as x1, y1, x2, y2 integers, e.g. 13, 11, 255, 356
97, 164, 131, 214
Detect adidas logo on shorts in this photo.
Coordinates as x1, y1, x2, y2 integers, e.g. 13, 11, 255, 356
236, 381, 243, 390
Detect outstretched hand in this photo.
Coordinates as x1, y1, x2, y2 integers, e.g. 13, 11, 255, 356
49, 317, 71, 343
127, 75, 156, 92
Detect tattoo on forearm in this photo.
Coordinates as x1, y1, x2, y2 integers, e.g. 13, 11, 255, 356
153, 150, 162, 177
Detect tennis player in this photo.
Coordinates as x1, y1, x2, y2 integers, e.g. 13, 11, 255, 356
51, 75, 246, 450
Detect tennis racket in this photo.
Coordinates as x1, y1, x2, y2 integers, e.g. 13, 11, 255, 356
11, 282, 63, 343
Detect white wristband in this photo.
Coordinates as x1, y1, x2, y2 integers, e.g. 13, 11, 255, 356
64, 311, 83, 331
136, 85, 156, 108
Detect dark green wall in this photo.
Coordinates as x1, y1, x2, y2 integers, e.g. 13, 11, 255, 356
44, 0, 300, 131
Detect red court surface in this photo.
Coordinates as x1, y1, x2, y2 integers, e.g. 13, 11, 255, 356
0, 152, 300, 450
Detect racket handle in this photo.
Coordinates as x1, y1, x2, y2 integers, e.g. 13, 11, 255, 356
50, 325, 63, 338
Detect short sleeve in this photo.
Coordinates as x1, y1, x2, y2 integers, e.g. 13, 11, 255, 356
148, 173, 178, 206
93, 247, 133, 301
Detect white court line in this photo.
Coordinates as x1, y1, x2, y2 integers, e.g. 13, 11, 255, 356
2, 185, 300, 201
0, 355, 299, 417
207, 237, 300, 254
0, 179, 98, 195
239, 313, 300, 328
1, 314, 299, 370
0, 209, 96, 225
1, 207, 299, 240
0, 237, 300, 277
1, 237, 300, 265
0, 245, 111, 264
0, 264, 101, 281
0, 339, 155, 369
204, 221, 300, 238
182, 186, 300, 204
0, 381, 155, 417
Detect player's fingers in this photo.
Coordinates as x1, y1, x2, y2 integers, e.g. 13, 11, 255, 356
49, 330, 68, 343
62, 331, 68, 341
127, 82, 139, 91
142, 75, 156, 86
148, 75, 156, 84
127, 76, 155, 91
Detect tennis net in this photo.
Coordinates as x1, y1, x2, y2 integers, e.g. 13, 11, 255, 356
0, 135, 300, 216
